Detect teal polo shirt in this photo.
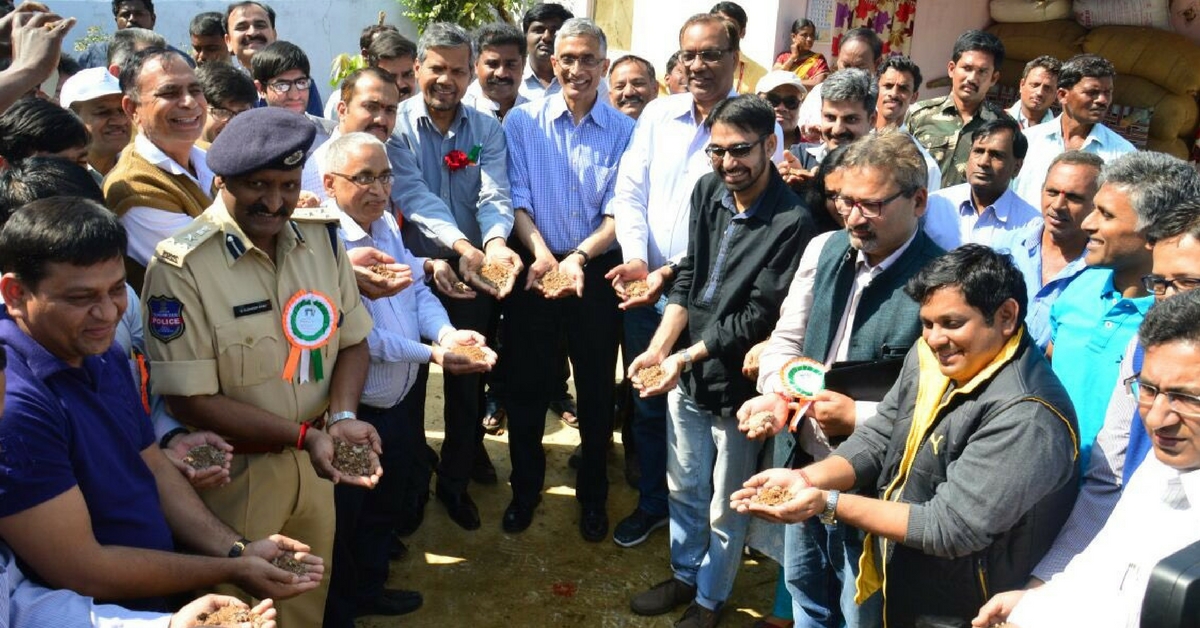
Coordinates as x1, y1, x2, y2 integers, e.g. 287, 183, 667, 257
1049, 267, 1154, 470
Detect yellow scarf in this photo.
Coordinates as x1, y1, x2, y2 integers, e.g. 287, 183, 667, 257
854, 329, 1025, 606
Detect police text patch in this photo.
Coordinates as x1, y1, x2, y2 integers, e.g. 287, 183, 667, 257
147, 296, 185, 343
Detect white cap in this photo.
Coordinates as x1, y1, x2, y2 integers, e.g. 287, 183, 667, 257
755, 70, 807, 98
59, 67, 123, 110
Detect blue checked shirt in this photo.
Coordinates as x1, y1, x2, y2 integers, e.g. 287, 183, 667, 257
503, 94, 635, 255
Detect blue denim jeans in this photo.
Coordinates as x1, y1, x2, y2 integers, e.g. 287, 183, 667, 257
785, 517, 881, 628
667, 387, 763, 610
624, 299, 668, 516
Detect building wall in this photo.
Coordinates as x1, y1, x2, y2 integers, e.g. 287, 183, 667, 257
57, 0, 413, 103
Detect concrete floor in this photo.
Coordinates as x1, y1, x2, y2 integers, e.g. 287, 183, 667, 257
357, 373, 778, 627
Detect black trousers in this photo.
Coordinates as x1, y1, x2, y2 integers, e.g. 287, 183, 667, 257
500, 248, 621, 509
324, 400, 408, 628
404, 290, 494, 493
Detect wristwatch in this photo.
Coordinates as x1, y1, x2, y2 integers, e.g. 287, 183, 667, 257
328, 410, 357, 428
675, 350, 693, 373
818, 490, 840, 526
227, 537, 251, 558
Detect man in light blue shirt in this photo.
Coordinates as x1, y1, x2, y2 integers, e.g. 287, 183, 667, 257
993, 150, 1102, 348
1049, 152, 1194, 470
924, 117, 1040, 250
322, 131, 495, 626
391, 22, 522, 530
500, 18, 634, 541
1012, 54, 1135, 208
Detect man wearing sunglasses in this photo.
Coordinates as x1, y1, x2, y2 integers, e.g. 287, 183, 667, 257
756, 70, 805, 148
739, 131, 943, 627
1016, 166, 1200, 595
626, 94, 817, 628
975, 288, 1200, 628
608, 11, 783, 554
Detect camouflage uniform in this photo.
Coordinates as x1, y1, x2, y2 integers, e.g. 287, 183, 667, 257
906, 95, 1009, 188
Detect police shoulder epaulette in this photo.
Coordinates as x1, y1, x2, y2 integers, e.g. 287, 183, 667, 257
154, 221, 219, 267
291, 204, 341, 223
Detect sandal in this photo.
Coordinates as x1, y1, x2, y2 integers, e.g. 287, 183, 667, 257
482, 402, 507, 435
551, 395, 579, 429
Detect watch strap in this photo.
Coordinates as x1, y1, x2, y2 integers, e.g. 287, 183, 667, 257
228, 537, 251, 558
819, 489, 840, 525
327, 411, 356, 428
159, 427, 189, 449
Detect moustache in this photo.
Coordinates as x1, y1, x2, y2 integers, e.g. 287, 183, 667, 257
243, 35, 267, 45
486, 77, 514, 87
617, 95, 645, 107
247, 202, 285, 217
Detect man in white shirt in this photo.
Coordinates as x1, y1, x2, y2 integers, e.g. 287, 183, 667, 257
1011, 54, 1135, 208
463, 22, 530, 121
973, 289, 1200, 628
103, 47, 213, 283
924, 117, 1040, 249
605, 12, 754, 549
1006, 55, 1060, 129
797, 28, 881, 133
322, 131, 494, 627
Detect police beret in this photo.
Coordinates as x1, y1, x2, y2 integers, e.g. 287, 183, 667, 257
206, 107, 317, 177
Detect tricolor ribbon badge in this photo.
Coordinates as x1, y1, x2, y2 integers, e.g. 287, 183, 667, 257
282, 290, 337, 383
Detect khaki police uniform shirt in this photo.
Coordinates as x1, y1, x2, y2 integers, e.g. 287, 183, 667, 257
906, 95, 1007, 189
142, 198, 372, 425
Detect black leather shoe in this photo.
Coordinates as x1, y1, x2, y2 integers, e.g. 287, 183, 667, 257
472, 443, 498, 485
502, 497, 539, 533
436, 486, 481, 531
355, 588, 423, 617
580, 507, 608, 542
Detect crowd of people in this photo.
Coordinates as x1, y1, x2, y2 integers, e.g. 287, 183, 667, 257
0, 0, 1196, 627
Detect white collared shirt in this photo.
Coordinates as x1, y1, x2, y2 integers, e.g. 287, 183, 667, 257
923, 183, 1041, 250
1008, 455, 1200, 628
120, 134, 215, 266
610, 90, 784, 269
1011, 115, 1136, 208
1006, 101, 1055, 129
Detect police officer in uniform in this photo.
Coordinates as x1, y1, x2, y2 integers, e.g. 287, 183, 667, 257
142, 106, 379, 627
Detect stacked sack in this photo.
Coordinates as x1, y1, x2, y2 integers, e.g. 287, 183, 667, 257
987, 0, 1200, 159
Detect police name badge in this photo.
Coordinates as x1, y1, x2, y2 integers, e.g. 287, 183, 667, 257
281, 290, 336, 383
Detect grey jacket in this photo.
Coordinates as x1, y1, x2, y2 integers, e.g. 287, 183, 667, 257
835, 331, 1079, 627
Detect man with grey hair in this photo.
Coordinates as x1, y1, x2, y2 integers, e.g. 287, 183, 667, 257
1012, 53, 1134, 208
392, 21, 521, 531
1008, 55, 1060, 129
783, 68, 876, 173
106, 27, 166, 76
1047, 151, 1199, 473
499, 17, 634, 540
742, 131, 943, 627
322, 131, 495, 626
796, 27, 882, 133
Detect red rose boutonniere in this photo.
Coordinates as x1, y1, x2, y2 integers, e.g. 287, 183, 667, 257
444, 144, 483, 172
444, 149, 470, 171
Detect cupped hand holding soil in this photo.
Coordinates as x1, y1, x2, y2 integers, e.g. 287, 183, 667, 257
331, 439, 374, 478
750, 485, 794, 506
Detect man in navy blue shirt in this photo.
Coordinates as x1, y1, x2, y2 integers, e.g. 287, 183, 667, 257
0, 198, 321, 611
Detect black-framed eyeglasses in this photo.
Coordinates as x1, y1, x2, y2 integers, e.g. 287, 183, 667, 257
556, 55, 603, 69
208, 106, 246, 122
765, 93, 801, 109
679, 48, 732, 65
1141, 274, 1200, 296
704, 134, 770, 160
266, 77, 313, 94
831, 189, 908, 218
330, 171, 394, 187
1125, 373, 1200, 418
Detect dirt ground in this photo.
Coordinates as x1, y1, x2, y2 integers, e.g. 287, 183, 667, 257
357, 371, 778, 627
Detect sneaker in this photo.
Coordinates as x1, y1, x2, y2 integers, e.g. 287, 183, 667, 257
630, 577, 696, 616
674, 602, 720, 628
613, 508, 668, 548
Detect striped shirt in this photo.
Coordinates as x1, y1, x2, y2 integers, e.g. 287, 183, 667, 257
337, 206, 455, 408
503, 93, 635, 254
